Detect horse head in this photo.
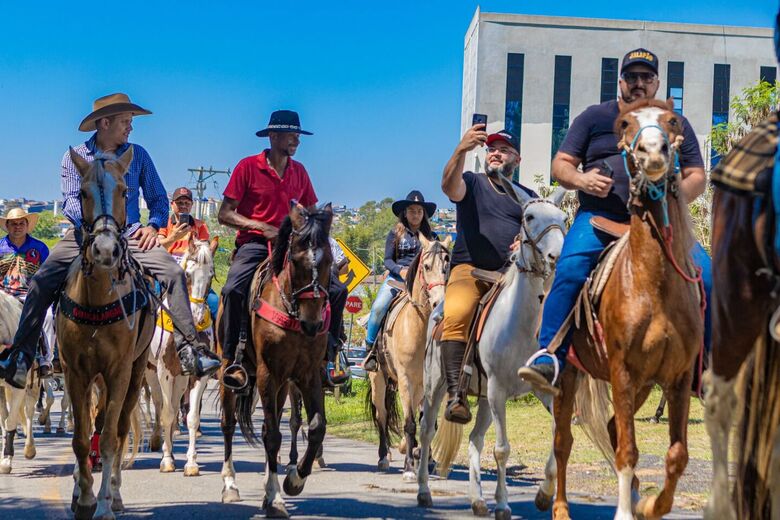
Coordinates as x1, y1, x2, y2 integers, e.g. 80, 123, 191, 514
497, 176, 568, 280
272, 202, 333, 337
69, 146, 133, 272
413, 234, 451, 310
616, 98, 684, 184
182, 237, 217, 324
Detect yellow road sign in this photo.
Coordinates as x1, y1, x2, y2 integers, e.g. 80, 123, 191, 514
335, 238, 371, 294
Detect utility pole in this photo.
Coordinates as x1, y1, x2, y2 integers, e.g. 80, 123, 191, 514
187, 166, 231, 219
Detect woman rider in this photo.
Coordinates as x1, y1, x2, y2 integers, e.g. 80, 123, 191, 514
363, 190, 437, 372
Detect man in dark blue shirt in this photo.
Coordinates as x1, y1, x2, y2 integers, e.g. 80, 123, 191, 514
519, 49, 712, 394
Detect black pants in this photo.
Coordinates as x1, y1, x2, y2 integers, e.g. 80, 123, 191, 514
328, 272, 348, 343
220, 242, 268, 362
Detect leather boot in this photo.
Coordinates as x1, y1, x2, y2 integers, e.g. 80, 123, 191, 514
363, 341, 378, 372
441, 340, 471, 424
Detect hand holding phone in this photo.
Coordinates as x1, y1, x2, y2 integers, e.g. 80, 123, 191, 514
472, 113, 487, 128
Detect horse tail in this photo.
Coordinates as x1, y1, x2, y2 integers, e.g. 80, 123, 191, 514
236, 378, 261, 447
431, 414, 463, 478
364, 373, 401, 445
573, 372, 616, 471
735, 332, 780, 518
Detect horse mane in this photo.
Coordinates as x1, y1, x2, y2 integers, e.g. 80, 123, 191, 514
406, 251, 421, 294
0, 291, 22, 344
271, 209, 332, 275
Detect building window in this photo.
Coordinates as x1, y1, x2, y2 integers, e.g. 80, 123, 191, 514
504, 53, 524, 141
600, 58, 619, 103
667, 61, 685, 114
711, 64, 731, 167
551, 55, 572, 160
761, 66, 777, 85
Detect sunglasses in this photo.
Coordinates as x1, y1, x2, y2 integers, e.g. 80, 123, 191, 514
622, 72, 657, 84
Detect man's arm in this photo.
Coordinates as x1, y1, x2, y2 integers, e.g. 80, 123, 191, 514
680, 166, 706, 203
61, 150, 83, 229
551, 152, 613, 197
442, 124, 487, 202
217, 197, 278, 240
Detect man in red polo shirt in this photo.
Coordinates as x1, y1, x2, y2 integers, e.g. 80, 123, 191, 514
218, 110, 317, 389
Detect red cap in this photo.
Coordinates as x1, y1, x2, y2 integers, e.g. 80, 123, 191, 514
172, 187, 193, 200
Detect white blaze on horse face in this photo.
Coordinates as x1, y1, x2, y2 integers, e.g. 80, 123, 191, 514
630, 107, 671, 181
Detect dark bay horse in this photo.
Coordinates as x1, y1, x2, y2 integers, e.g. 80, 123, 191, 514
58, 147, 155, 520
705, 113, 780, 519
220, 203, 333, 519
552, 99, 703, 520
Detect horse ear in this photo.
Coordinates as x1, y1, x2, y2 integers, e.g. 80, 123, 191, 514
550, 186, 568, 208
209, 236, 219, 256
69, 147, 91, 176
115, 145, 134, 173
419, 234, 431, 249
496, 174, 533, 207
321, 202, 333, 214
289, 202, 306, 230
442, 235, 453, 249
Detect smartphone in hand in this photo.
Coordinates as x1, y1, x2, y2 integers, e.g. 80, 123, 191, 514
472, 113, 487, 128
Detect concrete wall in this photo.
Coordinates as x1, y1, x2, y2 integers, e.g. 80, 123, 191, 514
461, 11, 775, 188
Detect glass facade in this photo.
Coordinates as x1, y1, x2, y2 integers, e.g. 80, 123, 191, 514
711, 64, 731, 167
504, 53, 525, 141
667, 61, 685, 114
761, 66, 777, 84
551, 55, 572, 159
600, 58, 619, 103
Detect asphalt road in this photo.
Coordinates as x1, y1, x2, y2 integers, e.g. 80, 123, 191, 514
0, 383, 703, 519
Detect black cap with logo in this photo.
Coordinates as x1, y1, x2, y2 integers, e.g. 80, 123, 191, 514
620, 48, 659, 75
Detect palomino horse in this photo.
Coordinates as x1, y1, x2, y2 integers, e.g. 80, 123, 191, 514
366, 235, 451, 479
58, 147, 155, 520
0, 290, 39, 474
416, 186, 568, 518
705, 113, 780, 519
150, 237, 218, 476
221, 203, 333, 519
550, 99, 703, 520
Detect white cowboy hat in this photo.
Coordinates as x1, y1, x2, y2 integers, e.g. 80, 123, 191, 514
0, 208, 39, 233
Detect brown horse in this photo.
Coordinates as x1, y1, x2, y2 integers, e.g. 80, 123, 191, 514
551, 99, 703, 520
58, 147, 155, 520
705, 114, 779, 519
220, 203, 332, 519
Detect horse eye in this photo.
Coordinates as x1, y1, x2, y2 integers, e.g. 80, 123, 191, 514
526, 214, 535, 222
620, 120, 629, 129
424, 264, 431, 271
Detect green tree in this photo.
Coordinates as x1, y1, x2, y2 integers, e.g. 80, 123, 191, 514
31, 211, 59, 240
710, 80, 780, 157
333, 198, 396, 273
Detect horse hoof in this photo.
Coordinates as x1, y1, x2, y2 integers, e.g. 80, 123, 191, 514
316, 456, 326, 468
535, 489, 554, 511
264, 501, 289, 519
494, 507, 512, 520
149, 436, 162, 452
56, 427, 65, 435
471, 500, 489, 516
183, 463, 200, 477
0, 464, 11, 474
403, 470, 416, 483
24, 446, 36, 459
417, 492, 433, 508
74, 502, 97, 520
649, 416, 660, 424
283, 472, 305, 496
111, 497, 124, 512
221, 486, 241, 503
377, 459, 390, 472
160, 460, 175, 473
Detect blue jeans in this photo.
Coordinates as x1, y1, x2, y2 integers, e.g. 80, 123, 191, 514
365, 273, 402, 346
206, 288, 219, 321
536, 210, 712, 365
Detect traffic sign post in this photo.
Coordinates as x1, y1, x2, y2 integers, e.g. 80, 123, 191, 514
345, 295, 363, 314
336, 238, 371, 294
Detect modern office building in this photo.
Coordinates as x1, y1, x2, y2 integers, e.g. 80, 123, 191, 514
461, 9, 775, 186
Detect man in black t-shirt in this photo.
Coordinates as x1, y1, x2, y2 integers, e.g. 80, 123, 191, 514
519, 48, 713, 395
439, 127, 537, 423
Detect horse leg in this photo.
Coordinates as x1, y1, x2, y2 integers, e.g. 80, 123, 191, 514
416, 368, 447, 508
93, 368, 132, 520
145, 366, 164, 452
61, 385, 73, 433
552, 369, 577, 520
468, 397, 491, 516
260, 378, 288, 518
184, 375, 208, 476
284, 378, 326, 498
67, 373, 97, 519
1, 387, 24, 474
158, 364, 186, 473
40, 377, 55, 431
23, 381, 37, 459
488, 383, 512, 520
369, 371, 391, 470
288, 386, 302, 469
703, 371, 737, 520
611, 367, 639, 520
220, 385, 241, 503
650, 394, 666, 424
397, 371, 418, 482
637, 374, 691, 520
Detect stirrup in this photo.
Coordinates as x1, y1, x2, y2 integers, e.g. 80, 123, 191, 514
222, 363, 249, 391
518, 351, 561, 396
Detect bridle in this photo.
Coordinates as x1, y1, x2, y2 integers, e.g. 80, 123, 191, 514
408, 241, 449, 311
515, 199, 566, 277
180, 246, 214, 309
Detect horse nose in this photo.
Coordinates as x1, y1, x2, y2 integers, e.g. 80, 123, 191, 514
547, 252, 559, 264
113, 244, 121, 259
300, 321, 320, 337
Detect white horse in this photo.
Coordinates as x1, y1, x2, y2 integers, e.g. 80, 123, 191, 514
148, 238, 217, 476
0, 290, 39, 473
417, 184, 568, 519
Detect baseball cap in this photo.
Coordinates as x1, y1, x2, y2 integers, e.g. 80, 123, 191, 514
620, 48, 659, 75
486, 129, 520, 153
172, 187, 193, 200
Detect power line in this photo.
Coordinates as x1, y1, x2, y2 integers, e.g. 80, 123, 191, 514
186, 166, 231, 219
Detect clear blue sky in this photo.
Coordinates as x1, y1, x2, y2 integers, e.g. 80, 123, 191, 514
0, 1, 775, 209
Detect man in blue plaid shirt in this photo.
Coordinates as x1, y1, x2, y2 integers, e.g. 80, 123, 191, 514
0, 93, 220, 388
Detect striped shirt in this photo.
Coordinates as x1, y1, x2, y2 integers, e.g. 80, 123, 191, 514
61, 134, 169, 236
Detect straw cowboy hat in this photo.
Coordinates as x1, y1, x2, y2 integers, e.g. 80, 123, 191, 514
0, 208, 39, 233
78, 93, 152, 132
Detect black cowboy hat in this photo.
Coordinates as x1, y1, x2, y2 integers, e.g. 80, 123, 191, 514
256, 110, 313, 137
392, 190, 437, 218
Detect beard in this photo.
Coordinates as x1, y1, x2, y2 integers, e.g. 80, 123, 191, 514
486, 161, 514, 180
